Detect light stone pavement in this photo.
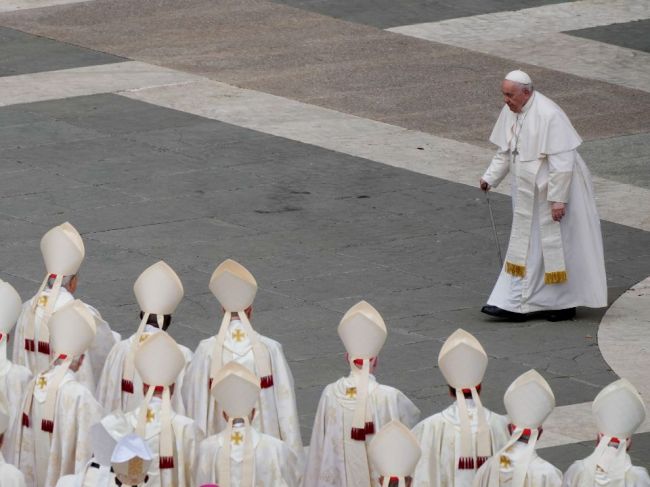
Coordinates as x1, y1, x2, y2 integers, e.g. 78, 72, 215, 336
0, 0, 649, 471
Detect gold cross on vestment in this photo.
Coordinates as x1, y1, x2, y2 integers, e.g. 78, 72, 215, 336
146, 408, 155, 423
37, 295, 48, 307
345, 387, 357, 399
232, 329, 246, 342
139, 333, 151, 344
231, 431, 244, 446
500, 455, 511, 469
37, 376, 48, 389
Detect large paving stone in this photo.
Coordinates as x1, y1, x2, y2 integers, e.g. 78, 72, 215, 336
566, 19, 650, 54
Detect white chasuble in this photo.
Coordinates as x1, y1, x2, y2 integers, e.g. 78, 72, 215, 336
96, 329, 192, 414
563, 453, 650, 487
482, 91, 606, 313
302, 374, 420, 487
473, 441, 562, 487
195, 424, 300, 486
12, 289, 120, 389
0, 357, 32, 462
411, 401, 510, 487
14, 368, 103, 487
0, 452, 26, 487
182, 320, 303, 461
101, 398, 203, 487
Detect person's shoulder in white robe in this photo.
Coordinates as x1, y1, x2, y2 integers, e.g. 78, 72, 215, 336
1, 361, 32, 461
0, 452, 26, 487
563, 458, 650, 486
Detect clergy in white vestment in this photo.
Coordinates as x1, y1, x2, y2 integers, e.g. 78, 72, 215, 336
12, 222, 119, 389
303, 301, 421, 487
563, 379, 650, 487
412, 329, 510, 487
96, 261, 191, 414
368, 420, 422, 487
195, 361, 300, 486
0, 280, 32, 462
474, 370, 562, 487
0, 397, 26, 487
182, 259, 303, 460
54, 422, 117, 487
15, 300, 103, 487
110, 434, 155, 487
479, 70, 607, 322
101, 331, 203, 487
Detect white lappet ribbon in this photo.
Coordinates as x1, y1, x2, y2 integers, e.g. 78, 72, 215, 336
487, 426, 539, 487
122, 312, 164, 394
456, 387, 491, 470
217, 417, 255, 487
349, 358, 375, 441
136, 384, 175, 469
25, 274, 63, 359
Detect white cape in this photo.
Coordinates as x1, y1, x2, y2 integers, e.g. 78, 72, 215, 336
412, 401, 510, 487
101, 399, 203, 487
95, 331, 192, 414
182, 327, 303, 461
0, 358, 32, 462
195, 425, 300, 486
13, 369, 103, 487
564, 456, 650, 487
0, 452, 26, 487
473, 441, 562, 486
12, 289, 120, 389
302, 374, 421, 487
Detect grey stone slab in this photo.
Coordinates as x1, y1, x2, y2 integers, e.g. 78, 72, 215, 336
566, 19, 650, 54
0, 26, 124, 77
0, 119, 106, 150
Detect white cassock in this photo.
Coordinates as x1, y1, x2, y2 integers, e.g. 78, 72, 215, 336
0, 353, 32, 462
195, 423, 300, 486
473, 441, 562, 486
182, 319, 302, 458
14, 368, 103, 487
563, 455, 650, 487
96, 327, 192, 414
483, 91, 607, 313
12, 288, 120, 389
411, 400, 510, 487
302, 373, 421, 487
0, 452, 26, 487
101, 396, 203, 487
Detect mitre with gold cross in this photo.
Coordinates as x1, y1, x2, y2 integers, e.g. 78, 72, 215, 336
208, 259, 273, 391
122, 261, 184, 395
0, 279, 23, 366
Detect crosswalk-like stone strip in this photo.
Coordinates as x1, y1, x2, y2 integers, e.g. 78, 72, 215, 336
0, 0, 91, 13
1, 62, 648, 447
388, 0, 650, 93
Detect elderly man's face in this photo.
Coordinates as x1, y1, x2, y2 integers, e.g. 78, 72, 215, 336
501, 80, 531, 113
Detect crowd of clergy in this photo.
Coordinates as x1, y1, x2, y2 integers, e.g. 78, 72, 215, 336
0, 221, 647, 487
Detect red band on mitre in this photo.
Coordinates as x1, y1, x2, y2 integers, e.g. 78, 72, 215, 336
49, 274, 57, 280
159, 456, 174, 469
143, 384, 167, 394
58, 354, 68, 360
260, 375, 274, 389
389, 477, 400, 482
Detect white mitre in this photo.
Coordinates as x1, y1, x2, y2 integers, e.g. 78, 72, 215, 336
111, 433, 154, 485
0, 279, 22, 364
438, 328, 491, 469
369, 420, 422, 487
89, 421, 118, 467
338, 300, 387, 441
505, 70, 532, 85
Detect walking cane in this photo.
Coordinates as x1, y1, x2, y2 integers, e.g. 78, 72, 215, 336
484, 190, 503, 267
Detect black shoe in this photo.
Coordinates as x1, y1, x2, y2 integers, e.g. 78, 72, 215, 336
481, 305, 528, 322
544, 307, 576, 322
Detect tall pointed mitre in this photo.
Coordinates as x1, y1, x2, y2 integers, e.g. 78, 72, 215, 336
25, 222, 85, 357
438, 328, 490, 470
134, 331, 185, 469
488, 370, 555, 487
0, 396, 9, 435
111, 433, 154, 485
369, 420, 422, 487
21, 299, 96, 433
211, 361, 261, 487
90, 421, 118, 467
0, 279, 23, 364
338, 300, 387, 441
208, 259, 273, 391
122, 261, 184, 394
583, 378, 647, 482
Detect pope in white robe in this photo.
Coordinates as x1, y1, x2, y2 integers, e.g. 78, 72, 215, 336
14, 300, 103, 487
303, 301, 421, 487
182, 259, 303, 461
563, 379, 649, 487
0, 280, 33, 462
473, 370, 562, 487
412, 330, 510, 487
195, 362, 300, 487
12, 223, 119, 388
101, 332, 203, 487
480, 70, 606, 321
1, 396, 26, 487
